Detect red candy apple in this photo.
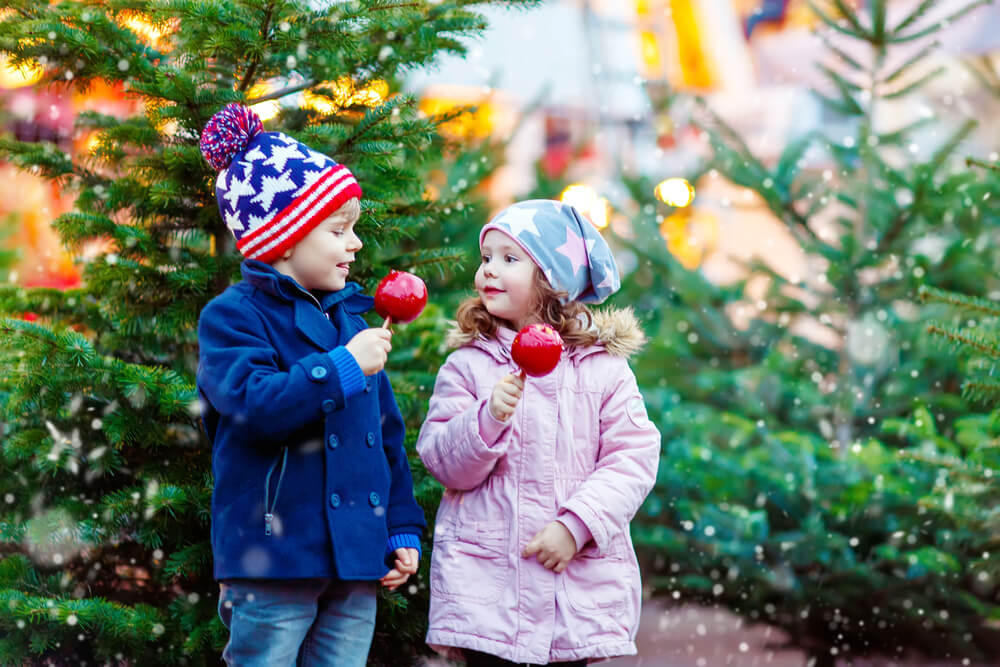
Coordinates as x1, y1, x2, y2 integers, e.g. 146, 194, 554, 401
512, 323, 563, 377
374, 270, 427, 326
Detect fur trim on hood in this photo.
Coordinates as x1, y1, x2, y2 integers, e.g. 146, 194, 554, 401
444, 307, 646, 360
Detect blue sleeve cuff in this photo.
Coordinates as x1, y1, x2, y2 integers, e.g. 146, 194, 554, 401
386, 532, 422, 561
328, 347, 366, 398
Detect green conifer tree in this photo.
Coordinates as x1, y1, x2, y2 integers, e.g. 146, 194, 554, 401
0, 1, 536, 664
623, 1, 1000, 664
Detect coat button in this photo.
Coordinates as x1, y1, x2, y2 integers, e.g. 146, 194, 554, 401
328, 434, 339, 449
366, 432, 375, 446
322, 399, 335, 413
329, 493, 341, 508
369, 492, 380, 507
364, 381, 372, 393
311, 366, 328, 380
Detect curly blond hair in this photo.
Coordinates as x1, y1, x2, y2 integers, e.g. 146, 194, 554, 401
454, 264, 598, 348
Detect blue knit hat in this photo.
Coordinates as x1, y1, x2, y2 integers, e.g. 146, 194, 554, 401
480, 199, 620, 304
200, 104, 362, 263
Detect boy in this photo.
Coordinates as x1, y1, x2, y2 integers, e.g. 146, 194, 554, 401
196, 104, 425, 666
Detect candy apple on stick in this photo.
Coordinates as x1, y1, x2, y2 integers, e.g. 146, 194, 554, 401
512, 323, 563, 378
374, 270, 427, 328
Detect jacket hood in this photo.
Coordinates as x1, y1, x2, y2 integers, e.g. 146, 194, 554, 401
444, 307, 646, 364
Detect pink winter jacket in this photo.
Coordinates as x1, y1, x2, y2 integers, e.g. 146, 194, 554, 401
416, 309, 661, 664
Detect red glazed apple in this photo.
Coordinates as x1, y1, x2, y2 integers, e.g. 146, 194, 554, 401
512, 323, 563, 377
374, 270, 427, 325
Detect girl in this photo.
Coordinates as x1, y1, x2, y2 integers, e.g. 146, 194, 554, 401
416, 200, 661, 666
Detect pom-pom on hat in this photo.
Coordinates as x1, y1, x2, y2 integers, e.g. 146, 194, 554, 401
200, 103, 362, 264
480, 199, 621, 304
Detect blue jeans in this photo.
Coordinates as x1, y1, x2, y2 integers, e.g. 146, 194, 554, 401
218, 578, 377, 667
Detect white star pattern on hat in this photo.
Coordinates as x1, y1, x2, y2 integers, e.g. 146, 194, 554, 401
302, 149, 329, 169
245, 213, 268, 232
298, 169, 324, 194
261, 142, 305, 172
496, 206, 540, 238
243, 146, 266, 162
224, 208, 244, 233
251, 172, 297, 210
223, 167, 255, 211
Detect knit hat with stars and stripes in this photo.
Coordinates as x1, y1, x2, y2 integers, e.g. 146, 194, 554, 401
199, 104, 362, 264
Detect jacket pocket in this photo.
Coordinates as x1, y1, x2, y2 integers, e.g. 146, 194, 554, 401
430, 520, 509, 604
560, 532, 632, 613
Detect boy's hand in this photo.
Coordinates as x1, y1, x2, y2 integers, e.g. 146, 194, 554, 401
345, 328, 392, 375
523, 521, 577, 573
380, 547, 419, 591
489, 373, 524, 422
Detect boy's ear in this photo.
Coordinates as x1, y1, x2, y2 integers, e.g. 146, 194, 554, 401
281, 247, 294, 260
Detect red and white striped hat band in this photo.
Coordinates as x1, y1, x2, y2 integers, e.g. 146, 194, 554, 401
236, 165, 361, 263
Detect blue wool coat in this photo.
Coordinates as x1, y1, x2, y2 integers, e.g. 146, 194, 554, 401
197, 260, 426, 580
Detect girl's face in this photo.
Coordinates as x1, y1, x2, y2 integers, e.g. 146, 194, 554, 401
475, 229, 539, 330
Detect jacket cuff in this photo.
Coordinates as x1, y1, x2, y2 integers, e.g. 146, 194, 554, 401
328, 347, 366, 398
478, 400, 511, 446
385, 533, 422, 564
557, 511, 593, 552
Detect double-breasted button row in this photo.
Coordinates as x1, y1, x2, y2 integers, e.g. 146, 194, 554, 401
327, 433, 374, 449
328, 492, 380, 509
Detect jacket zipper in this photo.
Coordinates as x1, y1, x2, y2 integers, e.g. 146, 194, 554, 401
264, 447, 289, 536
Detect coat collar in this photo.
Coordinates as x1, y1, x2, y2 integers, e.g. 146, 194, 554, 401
241, 259, 374, 315
241, 259, 374, 350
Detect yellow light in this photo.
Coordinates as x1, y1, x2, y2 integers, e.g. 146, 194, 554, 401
0, 54, 43, 89
590, 197, 611, 229
560, 184, 598, 213
247, 82, 281, 121
303, 77, 389, 115
418, 96, 496, 139
639, 30, 662, 74
655, 177, 696, 207
560, 185, 611, 229
658, 208, 718, 270
117, 13, 178, 50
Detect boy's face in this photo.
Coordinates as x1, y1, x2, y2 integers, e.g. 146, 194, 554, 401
273, 198, 361, 292
475, 229, 538, 330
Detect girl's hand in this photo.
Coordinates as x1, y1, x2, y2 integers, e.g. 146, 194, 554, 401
489, 373, 524, 422
379, 547, 419, 591
522, 521, 578, 573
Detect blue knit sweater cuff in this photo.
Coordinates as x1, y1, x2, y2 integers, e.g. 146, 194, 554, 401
386, 533, 422, 560
328, 347, 365, 398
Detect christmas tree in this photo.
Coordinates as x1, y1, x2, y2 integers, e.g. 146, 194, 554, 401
623, 1, 1000, 664
0, 1, 535, 664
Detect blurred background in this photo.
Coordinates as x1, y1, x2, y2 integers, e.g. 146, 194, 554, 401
2, 1, 1000, 666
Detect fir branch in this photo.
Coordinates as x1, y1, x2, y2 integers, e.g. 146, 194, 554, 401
805, 0, 870, 40
919, 286, 1000, 317
966, 157, 1000, 173
881, 40, 940, 85
926, 324, 1000, 359
890, 0, 992, 43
